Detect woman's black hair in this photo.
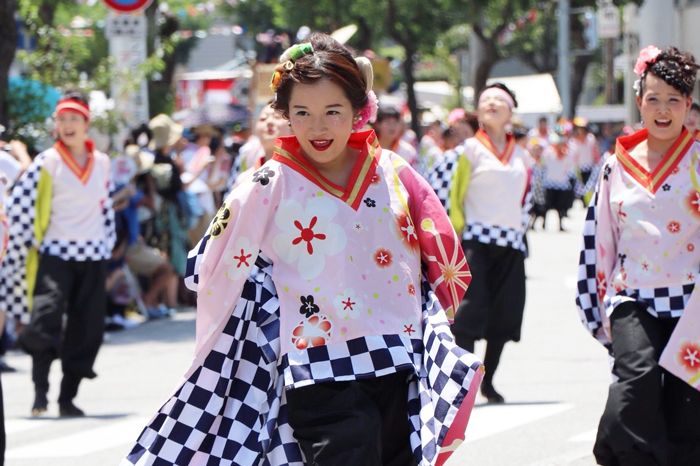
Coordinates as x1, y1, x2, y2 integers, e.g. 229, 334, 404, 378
374, 107, 401, 124
479, 82, 518, 109
641, 47, 699, 97
61, 89, 90, 108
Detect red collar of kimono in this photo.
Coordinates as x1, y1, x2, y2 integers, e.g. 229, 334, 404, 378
54, 139, 95, 185
615, 127, 693, 193
272, 129, 381, 210
474, 128, 516, 165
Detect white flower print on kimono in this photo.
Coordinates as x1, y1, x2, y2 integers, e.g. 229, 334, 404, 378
333, 289, 363, 319
635, 254, 654, 277
398, 316, 420, 338
273, 196, 347, 280
223, 236, 259, 281
618, 200, 645, 242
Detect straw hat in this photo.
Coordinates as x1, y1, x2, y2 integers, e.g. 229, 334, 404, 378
192, 124, 221, 138
148, 114, 183, 150
124, 144, 154, 175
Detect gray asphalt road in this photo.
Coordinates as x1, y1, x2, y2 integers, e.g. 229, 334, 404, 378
3, 203, 611, 466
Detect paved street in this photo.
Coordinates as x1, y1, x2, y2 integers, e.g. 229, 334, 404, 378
3, 203, 611, 466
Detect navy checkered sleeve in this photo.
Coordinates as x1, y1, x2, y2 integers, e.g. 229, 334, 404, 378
428, 149, 459, 212
104, 177, 116, 254
575, 185, 606, 343
0, 157, 44, 322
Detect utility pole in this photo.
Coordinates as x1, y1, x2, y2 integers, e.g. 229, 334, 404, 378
558, 0, 571, 118
605, 38, 614, 104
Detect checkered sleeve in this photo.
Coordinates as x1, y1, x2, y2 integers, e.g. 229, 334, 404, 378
575, 163, 616, 346
103, 177, 116, 255
428, 149, 459, 211
0, 158, 44, 322
417, 279, 484, 465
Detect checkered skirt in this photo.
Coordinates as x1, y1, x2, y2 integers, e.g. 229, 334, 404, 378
122, 261, 483, 466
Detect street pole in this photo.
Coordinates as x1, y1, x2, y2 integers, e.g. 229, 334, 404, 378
605, 38, 614, 104
558, 0, 571, 118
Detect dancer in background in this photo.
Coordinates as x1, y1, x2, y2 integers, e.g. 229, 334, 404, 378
0, 91, 115, 417
576, 45, 700, 466
438, 83, 531, 403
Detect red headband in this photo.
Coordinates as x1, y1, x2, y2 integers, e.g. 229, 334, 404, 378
55, 98, 90, 120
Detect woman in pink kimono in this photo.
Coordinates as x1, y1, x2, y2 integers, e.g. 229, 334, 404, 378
576, 46, 700, 466
122, 34, 483, 466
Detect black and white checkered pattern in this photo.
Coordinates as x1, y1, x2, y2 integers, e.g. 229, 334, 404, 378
606, 284, 694, 320
0, 158, 44, 323
122, 265, 483, 466
39, 239, 112, 261
575, 186, 608, 344
281, 334, 422, 389
427, 149, 460, 211
463, 221, 526, 252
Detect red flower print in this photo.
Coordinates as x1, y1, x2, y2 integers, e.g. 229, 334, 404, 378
407, 284, 416, 295
396, 213, 419, 251
341, 297, 356, 311
233, 249, 251, 268
688, 271, 696, 282
597, 270, 607, 305
684, 190, 700, 220
403, 324, 416, 336
688, 243, 696, 252
292, 216, 326, 254
291, 315, 332, 350
672, 166, 680, 175
374, 248, 393, 268
667, 221, 681, 234
617, 201, 627, 222
613, 267, 627, 293
370, 173, 381, 185
679, 341, 700, 373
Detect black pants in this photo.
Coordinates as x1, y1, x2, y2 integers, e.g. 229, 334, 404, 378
18, 255, 107, 402
452, 240, 526, 343
286, 371, 417, 466
594, 302, 700, 466
0, 373, 4, 466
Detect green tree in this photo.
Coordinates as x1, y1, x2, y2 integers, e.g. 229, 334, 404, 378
228, 0, 473, 135
478, 0, 645, 116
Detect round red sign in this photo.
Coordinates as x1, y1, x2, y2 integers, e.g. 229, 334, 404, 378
103, 0, 153, 13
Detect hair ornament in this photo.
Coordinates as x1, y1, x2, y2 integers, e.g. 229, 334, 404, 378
634, 45, 662, 77
270, 42, 315, 93
281, 42, 314, 63
352, 56, 378, 130
353, 90, 378, 130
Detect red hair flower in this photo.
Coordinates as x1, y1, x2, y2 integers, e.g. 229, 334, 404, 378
634, 45, 662, 77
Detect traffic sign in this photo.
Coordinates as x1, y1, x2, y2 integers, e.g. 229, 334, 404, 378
103, 0, 153, 13
597, 1, 620, 39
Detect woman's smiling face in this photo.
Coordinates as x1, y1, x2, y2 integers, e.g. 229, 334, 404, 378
637, 73, 692, 142
289, 78, 356, 175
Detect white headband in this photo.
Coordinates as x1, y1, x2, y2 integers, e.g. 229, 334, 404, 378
478, 87, 515, 109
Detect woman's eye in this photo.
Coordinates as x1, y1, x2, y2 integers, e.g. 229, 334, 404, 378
295, 111, 309, 117
327, 110, 340, 116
